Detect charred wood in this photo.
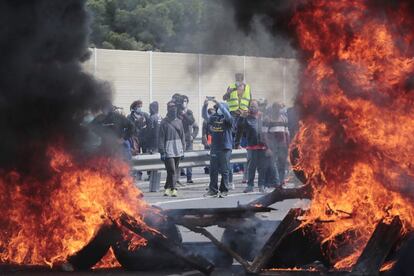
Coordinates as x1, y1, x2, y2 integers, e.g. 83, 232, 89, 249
118, 212, 215, 275
249, 209, 305, 274
181, 223, 251, 271
247, 186, 312, 208
67, 223, 119, 270
390, 233, 414, 275
265, 223, 328, 270
163, 206, 273, 217
113, 216, 183, 271
165, 206, 273, 228
352, 216, 403, 275
321, 230, 360, 268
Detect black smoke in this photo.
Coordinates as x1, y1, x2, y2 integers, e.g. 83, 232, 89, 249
0, 0, 111, 175
222, 0, 298, 55
227, 0, 294, 35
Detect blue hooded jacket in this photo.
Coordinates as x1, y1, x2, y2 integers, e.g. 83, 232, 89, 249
202, 102, 233, 151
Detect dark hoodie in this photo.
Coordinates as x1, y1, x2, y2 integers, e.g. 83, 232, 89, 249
202, 102, 233, 151
159, 102, 185, 158
242, 112, 268, 148
147, 101, 161, 152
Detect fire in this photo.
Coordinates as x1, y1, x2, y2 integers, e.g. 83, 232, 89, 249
292, 0, 414, 269
93, 248, 121, 269
0, 146, 153, 266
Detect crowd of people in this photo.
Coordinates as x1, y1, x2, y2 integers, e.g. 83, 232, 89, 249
88, 73, 298, 198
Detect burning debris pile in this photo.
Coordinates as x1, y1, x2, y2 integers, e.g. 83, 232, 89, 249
2, 0, 414, 274
289, 0, 414, 272
0, 0, 157, 270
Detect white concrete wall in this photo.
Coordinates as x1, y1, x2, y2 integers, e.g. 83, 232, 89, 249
83, 48, 300, 129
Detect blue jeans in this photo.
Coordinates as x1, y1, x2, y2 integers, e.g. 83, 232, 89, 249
209, 149, 231, 193
270, 144, 288, 185
247, 150, 273, 188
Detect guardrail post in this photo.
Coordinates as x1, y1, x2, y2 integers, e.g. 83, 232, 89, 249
149, 170, 161, 192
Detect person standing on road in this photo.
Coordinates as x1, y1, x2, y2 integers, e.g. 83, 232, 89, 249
146, 101, 162, 191
147, 101, 162, 154
127, 100, 150, 155
202, 98, 233, 197
178, 95, 199, 184
127, 100, 150, 180
202, 108, 214, 174
242, 100, 272, 193
159, 101, 185, 197
266, 102, 290, 186
223, 73, 252, 148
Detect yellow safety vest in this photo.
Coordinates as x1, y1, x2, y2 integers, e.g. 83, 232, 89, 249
227, 84, 251, 112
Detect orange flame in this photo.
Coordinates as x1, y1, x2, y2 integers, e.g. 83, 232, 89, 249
292, 0, 414, 269
0, 146, 152, 267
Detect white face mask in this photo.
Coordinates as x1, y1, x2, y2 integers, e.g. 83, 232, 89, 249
183, 102, 188, 108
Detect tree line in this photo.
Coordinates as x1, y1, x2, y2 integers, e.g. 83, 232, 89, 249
86, 0, 296, 58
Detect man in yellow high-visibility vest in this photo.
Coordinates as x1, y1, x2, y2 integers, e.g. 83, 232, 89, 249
223, 73, 252, 148
224, 73, 252, 115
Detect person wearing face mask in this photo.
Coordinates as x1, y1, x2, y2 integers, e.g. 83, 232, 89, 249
127, 100, 150, 156
241, 100, 272, 193
90, 104, 135, 161
159, 101, 185, 197
202, 98, 234, 197
176, 95, 199, 184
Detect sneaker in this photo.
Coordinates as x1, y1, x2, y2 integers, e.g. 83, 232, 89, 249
219, 191, 228, 198
242, 180, 247, 184
187, 180, 194, 184
243, 186, 254, 193
259, 186, 266, 193
230, 182, 235, 190
171, 189, 178, 197
180, 170, 186, 176
164, 188, 171, 196
204, 190, 218, 197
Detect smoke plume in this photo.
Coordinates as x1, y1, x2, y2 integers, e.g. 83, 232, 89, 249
0, 0, 111, 175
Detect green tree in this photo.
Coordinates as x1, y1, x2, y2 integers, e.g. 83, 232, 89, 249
86, 0, 296, 57
86, 0, 204, 51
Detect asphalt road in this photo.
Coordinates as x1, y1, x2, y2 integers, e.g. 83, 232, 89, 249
137, 167, 310, 243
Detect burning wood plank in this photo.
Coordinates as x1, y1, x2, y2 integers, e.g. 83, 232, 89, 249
248, 209, 305, 274
247, 186, 312, 208
163, 206, 273, 217
181, 224, 251, 271
352, 216, 403, 275
118, 212, 215, 275
165, 206, 273, 228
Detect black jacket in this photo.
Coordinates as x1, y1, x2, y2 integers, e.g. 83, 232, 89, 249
127, 110, 150, 146
147, 101, 161, 152
179, 109, 198, 144
242, 113, 267, 147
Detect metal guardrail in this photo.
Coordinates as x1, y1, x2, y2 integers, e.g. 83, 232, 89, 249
132, 149, 247, 171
